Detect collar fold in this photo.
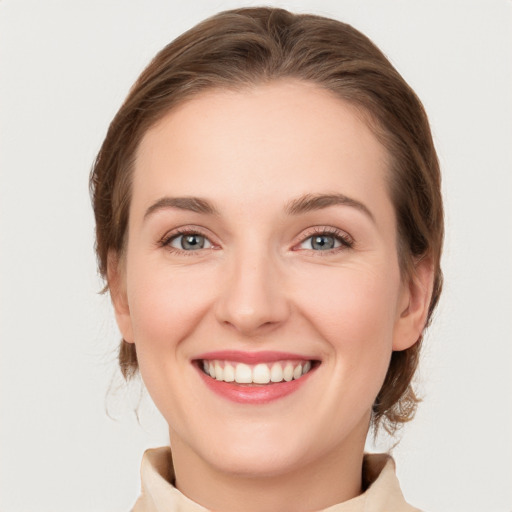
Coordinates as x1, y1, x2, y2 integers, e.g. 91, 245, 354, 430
132, 447, 421, 512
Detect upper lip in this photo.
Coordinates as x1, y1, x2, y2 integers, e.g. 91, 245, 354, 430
194, 350, 318, 364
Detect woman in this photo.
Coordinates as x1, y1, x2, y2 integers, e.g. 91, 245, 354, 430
90, 7, 443, 511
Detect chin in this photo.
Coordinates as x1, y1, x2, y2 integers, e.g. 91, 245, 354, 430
190, 417, 341, 479
205, 438, 309, 478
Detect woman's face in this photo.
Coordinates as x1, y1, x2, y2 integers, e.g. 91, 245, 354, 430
112, 81, 423, 477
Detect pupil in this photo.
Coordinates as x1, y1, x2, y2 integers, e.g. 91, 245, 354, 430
312, 235, 334, 250
182, 235, 204, 250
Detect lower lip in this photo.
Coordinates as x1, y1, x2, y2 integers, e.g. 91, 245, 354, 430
196, 364, 316, 404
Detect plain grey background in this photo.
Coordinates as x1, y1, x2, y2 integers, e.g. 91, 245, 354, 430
1, 1, 511, 511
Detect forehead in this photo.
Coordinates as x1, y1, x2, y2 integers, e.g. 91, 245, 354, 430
133, 80, 392, 218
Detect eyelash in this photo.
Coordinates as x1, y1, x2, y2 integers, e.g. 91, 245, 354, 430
295, 227, 354, 254
158, 227, 215, 255
158, 226, 354, 255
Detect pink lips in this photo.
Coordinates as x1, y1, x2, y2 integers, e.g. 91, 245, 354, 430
194, 350, 318, 404
195, 350, 313, 363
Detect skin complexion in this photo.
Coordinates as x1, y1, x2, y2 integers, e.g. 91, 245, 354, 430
110, 81, 432, 512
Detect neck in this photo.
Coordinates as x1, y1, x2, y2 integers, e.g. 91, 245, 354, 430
170, 429, 367, 512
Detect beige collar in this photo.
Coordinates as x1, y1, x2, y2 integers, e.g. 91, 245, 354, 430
132, 447, 420, 512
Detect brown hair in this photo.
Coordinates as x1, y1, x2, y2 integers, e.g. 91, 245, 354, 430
90, 7, 443, 433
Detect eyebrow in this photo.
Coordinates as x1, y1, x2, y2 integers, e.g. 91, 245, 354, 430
143, 193, 374, 222
285, 193, 375, 222
144, 196, 220, 219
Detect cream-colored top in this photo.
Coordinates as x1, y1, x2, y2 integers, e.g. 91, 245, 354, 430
132, 447, 421, 512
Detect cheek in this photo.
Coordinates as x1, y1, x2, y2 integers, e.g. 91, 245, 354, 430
125, 259, 217, 353
299, 261, 400, 328
124, 258, 219, 421
294, 262, 401, 374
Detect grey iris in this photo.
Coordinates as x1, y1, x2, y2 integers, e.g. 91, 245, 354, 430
311, 235, 335, 250
182, 234, 205, 250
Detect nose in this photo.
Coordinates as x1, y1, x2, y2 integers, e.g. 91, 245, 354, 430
214, 249, 290, 336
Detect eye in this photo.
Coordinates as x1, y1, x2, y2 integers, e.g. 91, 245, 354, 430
300, 234, 341, 250
298, 229, 353, 252
168, 233, 212, 251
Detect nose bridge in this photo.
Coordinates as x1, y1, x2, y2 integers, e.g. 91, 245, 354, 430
215, 238, 289, 335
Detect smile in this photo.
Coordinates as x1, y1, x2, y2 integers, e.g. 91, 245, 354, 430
201, 359, 313, 385
194, 351, 320, 404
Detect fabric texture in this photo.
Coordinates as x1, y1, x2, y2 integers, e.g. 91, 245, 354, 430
131, 447, 421, 512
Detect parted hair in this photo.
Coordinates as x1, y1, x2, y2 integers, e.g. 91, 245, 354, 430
90, 7, 443, 433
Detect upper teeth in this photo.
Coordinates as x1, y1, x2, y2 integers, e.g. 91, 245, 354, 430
202, 360, 312, 384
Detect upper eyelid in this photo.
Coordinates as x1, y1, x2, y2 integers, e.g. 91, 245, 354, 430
295, 226, 353, 243
160, 225, 215, 242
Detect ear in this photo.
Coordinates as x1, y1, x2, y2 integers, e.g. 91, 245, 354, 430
107, 251, 135, 343
392, 256, 435, 351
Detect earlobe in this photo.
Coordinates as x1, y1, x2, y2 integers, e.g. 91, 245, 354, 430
393, 256, 435, 351
107, 251, 135, 344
